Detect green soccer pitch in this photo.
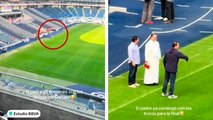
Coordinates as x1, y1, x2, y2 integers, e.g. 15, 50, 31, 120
0, 23, 105, 89
109, 35, 213, 119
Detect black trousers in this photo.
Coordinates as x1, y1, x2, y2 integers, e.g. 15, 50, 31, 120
162, 71, 177, 95
165, 1, 174, 20
128, 64, 138, 85
161, 0, 166, 18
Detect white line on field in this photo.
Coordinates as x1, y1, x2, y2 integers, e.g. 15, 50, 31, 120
154, 1, 161, 4
175, 17, 187, 20
108, 34, 151, 75
149, 27, 162, 30
154, 8, 213, 34
125, 12, 138, 15
201, 6, 213, 9
176, 29, 188, 32
108, 8, 213, 75
199, 19, 212, 22
152, 15, 161, 18
177, 4, 190, 8
109, 62, 213, 113
115, 76, 126, 79
199, 31, 213, 34
124, 24, 142, 28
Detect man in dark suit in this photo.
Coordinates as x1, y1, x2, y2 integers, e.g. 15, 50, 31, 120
162, 42, 189, 99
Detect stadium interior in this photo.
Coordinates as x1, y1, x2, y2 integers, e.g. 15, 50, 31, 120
0, 0, 105, 120
0, 0, 105, 52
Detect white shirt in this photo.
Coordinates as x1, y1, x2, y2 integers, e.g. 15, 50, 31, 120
128, 42, 140, 64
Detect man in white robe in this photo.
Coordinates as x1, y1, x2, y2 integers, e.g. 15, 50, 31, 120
144, 34, 161, 85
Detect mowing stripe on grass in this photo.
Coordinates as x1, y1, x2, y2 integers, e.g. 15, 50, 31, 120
190, 54, 200, 59
109, 61, 213, 113
208, 47, 213, 50
80, 25, 105, 45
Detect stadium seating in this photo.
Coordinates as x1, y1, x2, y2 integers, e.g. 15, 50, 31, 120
68, 7, 78, 16
83, 8, 99, 18
91, 8, 98, 18
97, 9, 105, 18
22, 9, 59, 28
15, 23, 37, 34
29, 8, 51, 20
0, 17, 34, 39
60, 7, 73, 17
0, 30, 21, 46
0, 6, 105, 50
75, 8, 84, 17
84, 8, 91, 18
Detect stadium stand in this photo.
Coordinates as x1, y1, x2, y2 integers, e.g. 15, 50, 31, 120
84, 7, 91, 18
68, 7, 78, 16
22, 10, 59, 28
15, 23, 37, 34
0, 71, 105, 119
76, 7, 84, 17
0, 5, 104, 48
91, 8, 98, 17
97, 9, 105, 18
0, 31, 20, 45
0, 17, 34, 39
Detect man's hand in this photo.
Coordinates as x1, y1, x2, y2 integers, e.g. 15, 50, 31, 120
132, 61, 136, 67
145, 61, 149, 65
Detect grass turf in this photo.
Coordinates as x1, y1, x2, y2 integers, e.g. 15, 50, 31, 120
80, 25, 105, 45
0, 23, 105, 89
109, 35, 213, 119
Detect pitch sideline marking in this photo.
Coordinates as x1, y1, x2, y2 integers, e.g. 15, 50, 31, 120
108, 34, 151, 75
150, 27, 163, 30
109, 61, 213, 113
199, 31, 213, 34
108, 8, 213, 75
154, 8, 213, 34
175, 17, 187, 20
199, 19, 212, 22
177, 4, 190, 8
124, 24, 142, 28
201, 6, 213, 9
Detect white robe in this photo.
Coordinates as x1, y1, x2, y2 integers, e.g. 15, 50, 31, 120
144, 40, 161, 84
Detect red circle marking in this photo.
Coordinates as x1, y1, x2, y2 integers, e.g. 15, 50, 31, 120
37, 19, 69, 50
